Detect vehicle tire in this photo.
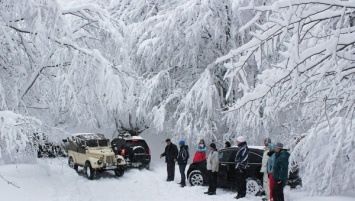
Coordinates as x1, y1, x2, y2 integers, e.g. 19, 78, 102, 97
84, 161, 96, 180
68, 156, 78, 171
189, 170, 204, 186
114, 169, 124, 177
144, 163, 150, 170
246, 178, 262, 196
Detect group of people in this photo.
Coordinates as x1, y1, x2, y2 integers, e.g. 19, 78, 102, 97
260, 138, 290, 201
160, 136, 289, 201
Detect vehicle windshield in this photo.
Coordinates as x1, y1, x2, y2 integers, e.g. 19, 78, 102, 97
86, 139, 109, 147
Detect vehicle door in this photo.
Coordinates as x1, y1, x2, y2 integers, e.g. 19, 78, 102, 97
76, 139, 87, 165
217, 149, 235, 187
246, 150, 263, 180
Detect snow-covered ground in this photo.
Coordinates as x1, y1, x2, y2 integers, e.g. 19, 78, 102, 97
1, 158, 354, 201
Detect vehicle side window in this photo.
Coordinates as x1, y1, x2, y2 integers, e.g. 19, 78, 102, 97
219, 150, 232, 163
228, 150, 237, 162
248, 151, 262, 164
76, 139, 85, 147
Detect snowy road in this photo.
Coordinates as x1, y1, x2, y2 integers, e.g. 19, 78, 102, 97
1, 158, 354, 201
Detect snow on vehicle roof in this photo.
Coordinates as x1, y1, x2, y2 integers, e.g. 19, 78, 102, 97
70, 133, 107, 140
115, 133, 144, 140
230, 145, 264, 150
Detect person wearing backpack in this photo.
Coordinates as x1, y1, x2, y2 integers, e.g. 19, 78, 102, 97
177, 140, 189, 187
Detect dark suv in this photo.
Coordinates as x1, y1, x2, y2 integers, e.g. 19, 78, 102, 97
187, 146, 301, 195
111, 134, 151, 169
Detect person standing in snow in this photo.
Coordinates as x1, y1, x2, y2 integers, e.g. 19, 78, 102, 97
204, 143, 219, 195
177, 140, 189, 187
267, 143, 276, 201
260, 138, 272, 201
160, 138, 178, 181
234, 136, 249, 199
272, 142, 290, 201
193, 139, 207, 162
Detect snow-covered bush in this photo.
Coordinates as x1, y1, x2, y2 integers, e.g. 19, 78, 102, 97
0, 111, 40, 164
292, 118, 355, 195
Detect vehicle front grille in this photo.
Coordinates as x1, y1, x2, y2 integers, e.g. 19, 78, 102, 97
105, 156, 115, 165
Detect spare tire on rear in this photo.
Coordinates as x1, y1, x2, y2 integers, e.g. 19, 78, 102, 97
131, 146, 145, 162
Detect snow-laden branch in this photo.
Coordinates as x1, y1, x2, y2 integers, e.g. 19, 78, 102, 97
216, 0, 355, 195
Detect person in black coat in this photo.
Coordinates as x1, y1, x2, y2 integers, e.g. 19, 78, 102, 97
234, 136, 249, 199
160, 138, 178, 181
177, 140, 189, 187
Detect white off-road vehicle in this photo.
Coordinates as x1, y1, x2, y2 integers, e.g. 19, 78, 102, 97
64, 133, 126, 180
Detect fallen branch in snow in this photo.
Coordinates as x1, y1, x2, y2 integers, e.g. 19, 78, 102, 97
0, 173, 20, 189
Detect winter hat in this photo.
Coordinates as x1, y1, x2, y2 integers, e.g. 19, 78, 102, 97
236, 136, 246, 143
275, 142, 284, 149
165, 138, 171, 142
209, 143, 217, 150
179, 140, 185, 146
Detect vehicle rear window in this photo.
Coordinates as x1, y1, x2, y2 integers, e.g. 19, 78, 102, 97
125, 140, 149, 150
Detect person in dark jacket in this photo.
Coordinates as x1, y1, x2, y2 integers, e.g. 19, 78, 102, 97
234, 136, 249, 199
177, 140, 189, 187
160, 138, 178, 181
272, 142, 290, 201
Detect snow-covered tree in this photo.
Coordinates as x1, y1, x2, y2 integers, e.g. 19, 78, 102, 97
127, 0, 261, 143
0, 0, 135, 162
217, 0, 355, 195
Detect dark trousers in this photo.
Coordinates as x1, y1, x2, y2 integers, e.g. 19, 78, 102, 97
179, 164, 187, 184
207, 170, 218, 193
273, 182, 284, 201
236, 169, 247, 197
167, 162, 175, 180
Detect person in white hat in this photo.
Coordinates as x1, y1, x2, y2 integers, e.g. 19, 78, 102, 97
234, 136, 249, 199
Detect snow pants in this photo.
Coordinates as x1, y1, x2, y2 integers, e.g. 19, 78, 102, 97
167, 162, 175, 180
273, 182, 284, 201
269, 173, 274, 200
236, 169, 247, 198
263, 172, 270, 199
207, 170, 218, 193
179, 164, 187, 185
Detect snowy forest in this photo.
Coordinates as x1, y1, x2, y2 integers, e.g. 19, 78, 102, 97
0, 0, 354, 197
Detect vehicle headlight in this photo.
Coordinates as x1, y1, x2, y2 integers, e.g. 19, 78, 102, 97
117, 158, 122, 163
98, 157, 104, 165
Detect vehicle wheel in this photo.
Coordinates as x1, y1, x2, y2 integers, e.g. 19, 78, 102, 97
246, 178, 262, 195
68, 157, 78, 171
144, 163, 150, 170
189, 170, 204, 186
114, 169, 124, 177
84, 161, 96, 180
